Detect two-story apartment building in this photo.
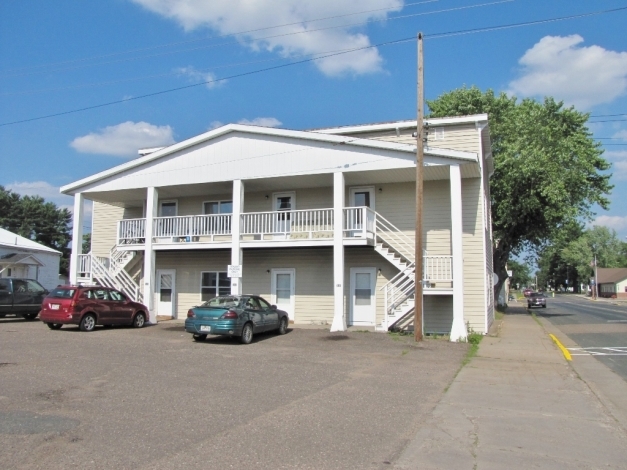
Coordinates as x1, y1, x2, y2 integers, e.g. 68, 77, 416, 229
62, 114, 494, 338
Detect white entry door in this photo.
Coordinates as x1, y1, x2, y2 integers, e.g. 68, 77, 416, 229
271, 268, 295, 320
156, 269, 176, 318
350, 267, 376, 326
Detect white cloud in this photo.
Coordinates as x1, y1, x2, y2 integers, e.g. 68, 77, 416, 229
612, 129, 627, 140
208, 121, 224, 130
132, 0, 403, 76
592, 215, 627, 232
603, 150, 627, 180
70, 121, 175, 157
237, 117, 282, 127
175, 66, 224, 89
508, 35, 627, 109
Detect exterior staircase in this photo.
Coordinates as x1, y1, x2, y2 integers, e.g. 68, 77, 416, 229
77, 246, 143, 303
373, 213, 416, 331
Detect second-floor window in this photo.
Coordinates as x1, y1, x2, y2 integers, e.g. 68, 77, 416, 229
203, 201, 232, 215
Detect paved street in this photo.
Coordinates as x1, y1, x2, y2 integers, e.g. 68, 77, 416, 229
0, 318, 466, 469
530, 294, 627, 381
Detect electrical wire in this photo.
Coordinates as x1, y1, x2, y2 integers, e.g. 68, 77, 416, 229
0, 0, 511, 79
2, 4, 626, 127
0, 0, 439, 76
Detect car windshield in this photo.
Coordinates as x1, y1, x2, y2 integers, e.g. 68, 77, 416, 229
530, 293, 544, 298
49, 288, 76, 299
202, 296, 241, 308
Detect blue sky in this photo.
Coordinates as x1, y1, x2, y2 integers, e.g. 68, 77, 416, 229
1, 0, 626, 240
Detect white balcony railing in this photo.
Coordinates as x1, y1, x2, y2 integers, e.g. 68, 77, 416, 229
118, 218, 146, 245
153, 214, 232, 241
115, 207, 378, 245
242, 209, 334, 240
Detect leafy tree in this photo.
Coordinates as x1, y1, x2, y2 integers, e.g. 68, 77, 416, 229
427, 87, 612, 304
536, 221, 584, 292
562, 226, 627, 284
0, 186, 72, 275
82, 232, 92, 254
507, 259, 532, 289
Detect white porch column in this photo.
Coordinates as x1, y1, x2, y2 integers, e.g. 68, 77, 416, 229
449, 164, 467, 341
330, 172, 346, 332
231, 179, 244, 295
69, 193, 84, 285
144, 187, 158, 324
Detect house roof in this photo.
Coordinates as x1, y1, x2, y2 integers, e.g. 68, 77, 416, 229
61, 123, 478, 195
597, 268, 627, 284
0, 253, 45, 267
0, 228, 61, 255
313, 114, 489, 134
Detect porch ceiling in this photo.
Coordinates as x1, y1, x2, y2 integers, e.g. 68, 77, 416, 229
83, 162, 480, 207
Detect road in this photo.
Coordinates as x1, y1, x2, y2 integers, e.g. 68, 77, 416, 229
531, 294, 627, 382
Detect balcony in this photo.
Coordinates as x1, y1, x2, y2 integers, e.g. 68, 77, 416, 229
117, 207, 376, 247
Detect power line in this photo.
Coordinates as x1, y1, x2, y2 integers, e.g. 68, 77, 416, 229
590, 113, 627, 118
2, 5, 626, 127
0, 0, 439, 76
1, 0, 509, 79
589, 119, 627, 123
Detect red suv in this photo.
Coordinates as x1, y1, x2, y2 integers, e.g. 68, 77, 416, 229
40, 285, 149, 332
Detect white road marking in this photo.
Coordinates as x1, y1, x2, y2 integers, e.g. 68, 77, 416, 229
567, 346, 627, 356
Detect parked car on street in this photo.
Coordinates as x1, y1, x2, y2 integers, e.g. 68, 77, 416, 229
523, 288, 533, 297
527, 292, 547, 309
185, 295, 289, 344
39, 285, 148, 331
0, 278, 48, 320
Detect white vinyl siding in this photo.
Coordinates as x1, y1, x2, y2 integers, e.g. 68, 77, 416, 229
91, 202, 142, 258
423, 296, 454, 334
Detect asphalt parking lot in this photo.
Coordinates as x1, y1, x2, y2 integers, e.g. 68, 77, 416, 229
0, 317, 467, 469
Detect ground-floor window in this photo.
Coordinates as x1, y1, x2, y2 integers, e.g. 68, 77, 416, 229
201, 271, 230, 301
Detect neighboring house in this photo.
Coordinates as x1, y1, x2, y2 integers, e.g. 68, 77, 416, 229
597, 268, 627, 299
61, 114, 494, 337
0, 228, 61, 290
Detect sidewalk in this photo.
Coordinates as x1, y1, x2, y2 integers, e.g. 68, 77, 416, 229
394, 307, 627, 469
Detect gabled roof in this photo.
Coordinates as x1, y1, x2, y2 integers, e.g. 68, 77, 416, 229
313, 114, 489, 135
0, 228, 61, 255
61, 123, 478, 195
597, 268, 627, 284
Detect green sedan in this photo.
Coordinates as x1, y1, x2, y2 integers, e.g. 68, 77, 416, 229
185, 295, 289, 344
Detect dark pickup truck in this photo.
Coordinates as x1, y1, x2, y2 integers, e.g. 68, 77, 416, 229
0, 278, 49, 320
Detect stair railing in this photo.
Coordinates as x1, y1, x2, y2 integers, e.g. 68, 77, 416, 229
374, 212, 415, 262
87, 253, 143, 303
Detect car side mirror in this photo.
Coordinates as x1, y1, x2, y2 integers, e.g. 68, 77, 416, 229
271, 305, 277, 310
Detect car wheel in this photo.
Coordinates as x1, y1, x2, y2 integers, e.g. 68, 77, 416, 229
240, 322, 253, 344
79, 314, 96, 332
278, 317, 288, 335
193, 333, 207, 342
132, 312, 146, 328
527, 304, 531, 309
21, 313, 38, 320
46, 323, 62, 330
542, 304, 546, 308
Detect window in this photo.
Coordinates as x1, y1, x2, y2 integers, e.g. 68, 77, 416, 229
257, 297, 271, 310
201, 272, 230, 301
203, 200, 232, 214
159, 201, 177, 217
109, 290, 127, 301
25, 280, 45, 294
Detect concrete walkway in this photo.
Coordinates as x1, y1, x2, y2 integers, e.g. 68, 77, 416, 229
394, 308, 627, 469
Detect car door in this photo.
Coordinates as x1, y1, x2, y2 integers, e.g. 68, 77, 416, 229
89, 288, 113, 324
108, 290, 135, 324
0, 279, 12, 316
257, 296, 278, 332
243, 297, 264, 332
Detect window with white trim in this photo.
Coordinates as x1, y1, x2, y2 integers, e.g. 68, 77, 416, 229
201, 271, 230, 301
203, 200, 232, 215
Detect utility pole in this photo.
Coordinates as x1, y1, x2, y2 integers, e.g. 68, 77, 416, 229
414, 32, 424, 342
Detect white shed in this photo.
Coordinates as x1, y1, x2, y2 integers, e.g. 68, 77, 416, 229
0, 228, 62, 290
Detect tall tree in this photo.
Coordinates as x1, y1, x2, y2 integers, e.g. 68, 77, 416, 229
507, 259, 532, 289
0, 186, 72, 275
427, 87, 612, 305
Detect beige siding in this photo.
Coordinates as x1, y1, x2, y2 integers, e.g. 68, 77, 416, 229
424, 296, 454, 334
462, 177, 487, 333
155, 250, 231, 319
344, 124, 480, 154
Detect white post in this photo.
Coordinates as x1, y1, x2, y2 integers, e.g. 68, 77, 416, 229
331, 172, 346, 332
231, 180, 244, 295
144, 187, 158, 324
69, 193, 85, 285
449, 164, 467, 342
